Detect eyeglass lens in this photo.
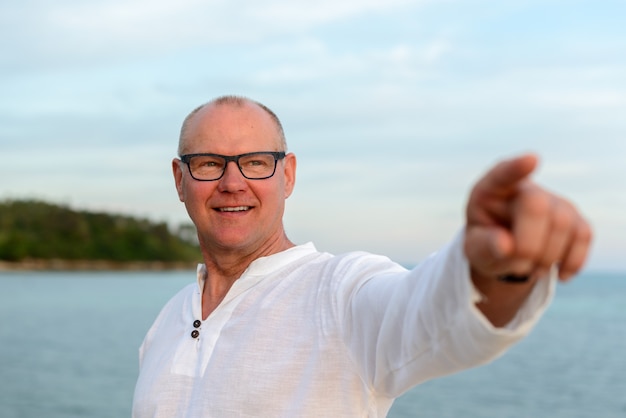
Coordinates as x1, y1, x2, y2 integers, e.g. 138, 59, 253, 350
188, 153, 278, 180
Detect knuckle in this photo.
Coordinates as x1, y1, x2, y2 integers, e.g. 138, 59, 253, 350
551, 203, 574, 232
514, 238, 540, 260
519, 189, 551, 215
507, 259, 534, 276
561, 235, 593, 276
561, 257, 584, 277
538, 243, 558, 262
576, 221, 594, 243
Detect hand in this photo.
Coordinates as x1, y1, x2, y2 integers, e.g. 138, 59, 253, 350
465, 154, 592, 283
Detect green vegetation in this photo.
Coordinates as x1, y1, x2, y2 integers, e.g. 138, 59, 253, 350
0, 199, 201, 263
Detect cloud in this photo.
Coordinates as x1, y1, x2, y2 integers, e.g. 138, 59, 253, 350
0, 0, 422, 74
1, 0, 624, 269
532, 90, 626, 109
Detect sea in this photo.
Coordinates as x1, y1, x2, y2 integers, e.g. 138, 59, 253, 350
0, 270, 624, 418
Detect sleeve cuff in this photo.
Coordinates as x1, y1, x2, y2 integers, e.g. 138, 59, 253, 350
457, 233, 557, 335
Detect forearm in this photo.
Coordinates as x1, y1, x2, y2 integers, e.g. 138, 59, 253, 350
341, 233, 554, 396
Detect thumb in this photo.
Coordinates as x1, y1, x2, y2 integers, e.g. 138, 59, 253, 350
464, 225, 514, 275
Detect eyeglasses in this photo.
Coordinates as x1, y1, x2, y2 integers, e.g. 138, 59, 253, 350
180, 151, 286, 181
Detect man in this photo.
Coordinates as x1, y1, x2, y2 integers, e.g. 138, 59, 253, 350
132, 95, 591, 417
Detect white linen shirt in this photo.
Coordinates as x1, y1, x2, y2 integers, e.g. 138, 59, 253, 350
132, 235, 554, 417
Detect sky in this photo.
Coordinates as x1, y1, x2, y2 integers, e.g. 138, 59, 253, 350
1, 0, 624, 271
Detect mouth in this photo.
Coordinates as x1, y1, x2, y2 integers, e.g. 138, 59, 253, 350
216, 206, 252, 213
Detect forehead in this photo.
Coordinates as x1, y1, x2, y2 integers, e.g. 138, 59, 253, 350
181, 102, 281, 154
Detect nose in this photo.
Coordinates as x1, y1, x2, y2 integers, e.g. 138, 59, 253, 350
217, 161, 247, 192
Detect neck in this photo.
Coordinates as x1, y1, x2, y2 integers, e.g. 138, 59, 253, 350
199, 233, 295, 319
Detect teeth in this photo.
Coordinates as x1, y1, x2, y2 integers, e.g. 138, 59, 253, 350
219, 206, 250, 212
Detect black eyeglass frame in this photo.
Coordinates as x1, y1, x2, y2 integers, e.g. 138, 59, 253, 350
180, 151, 286, 181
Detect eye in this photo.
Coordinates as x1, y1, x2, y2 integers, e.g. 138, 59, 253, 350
248, 159, 266, 167
241, 155, 272, 168
191, 156, 225, 171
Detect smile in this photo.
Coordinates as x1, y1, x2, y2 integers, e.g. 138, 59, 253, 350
218, 206, 251, 212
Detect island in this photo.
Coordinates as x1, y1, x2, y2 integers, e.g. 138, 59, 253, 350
0, 199, 201, 271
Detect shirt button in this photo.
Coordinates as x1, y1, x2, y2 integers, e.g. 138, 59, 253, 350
191, 330, 200, 339
193, 320, 202, 328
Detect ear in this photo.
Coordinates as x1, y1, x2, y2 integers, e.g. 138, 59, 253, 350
282, 153, 297, 199
172, 158, 185, 202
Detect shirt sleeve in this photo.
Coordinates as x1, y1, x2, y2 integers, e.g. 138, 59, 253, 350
335, 231, 556, 398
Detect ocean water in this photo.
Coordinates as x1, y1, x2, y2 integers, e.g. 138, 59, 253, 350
0, 270, 624, 417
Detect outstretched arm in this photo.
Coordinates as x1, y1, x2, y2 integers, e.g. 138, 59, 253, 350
464, 154, 593, 327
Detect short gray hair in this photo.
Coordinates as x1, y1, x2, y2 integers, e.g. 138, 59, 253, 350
178, 95, 287, 155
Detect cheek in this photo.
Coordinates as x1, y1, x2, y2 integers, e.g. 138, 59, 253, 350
182, 182, 214, 211
252, 183, 284, 213
268, 186, 288, 215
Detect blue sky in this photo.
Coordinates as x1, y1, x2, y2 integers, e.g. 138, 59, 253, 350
1, 0, 624, 271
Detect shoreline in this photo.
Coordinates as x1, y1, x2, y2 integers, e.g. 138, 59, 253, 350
0, 259, 198, 272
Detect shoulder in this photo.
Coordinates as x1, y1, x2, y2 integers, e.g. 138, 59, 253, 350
282, 246, 406, 279
324, 250, 407, 280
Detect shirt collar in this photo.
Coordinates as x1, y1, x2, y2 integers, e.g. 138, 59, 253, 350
195, 242, 317, 291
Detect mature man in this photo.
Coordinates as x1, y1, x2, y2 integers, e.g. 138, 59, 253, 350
132, 95, 591, 417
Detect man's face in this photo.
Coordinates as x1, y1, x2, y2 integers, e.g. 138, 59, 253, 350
172, 102, 296, 254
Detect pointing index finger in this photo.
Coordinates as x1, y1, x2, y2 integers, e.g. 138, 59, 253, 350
477, 153, 540, 194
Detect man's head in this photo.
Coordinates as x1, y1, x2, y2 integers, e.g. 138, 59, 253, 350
172, 96, 296, 256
